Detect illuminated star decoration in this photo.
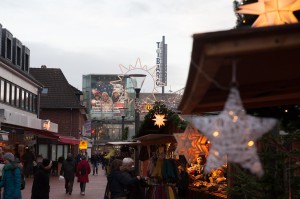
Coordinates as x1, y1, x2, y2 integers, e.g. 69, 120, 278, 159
183, 87, 277, 176
152, 114, 167, 128
237, 0, 300, 27
174, 124, 208, 164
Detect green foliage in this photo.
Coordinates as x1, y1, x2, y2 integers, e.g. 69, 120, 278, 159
227, 105, 300, 199
137, 101, 187, 137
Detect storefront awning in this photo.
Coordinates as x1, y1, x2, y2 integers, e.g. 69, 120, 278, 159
25, 130, 59, 139
59, 136, 80, 145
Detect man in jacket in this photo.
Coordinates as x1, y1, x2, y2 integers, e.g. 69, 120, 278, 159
31, 159, 52, 199
61, 153, 76, 195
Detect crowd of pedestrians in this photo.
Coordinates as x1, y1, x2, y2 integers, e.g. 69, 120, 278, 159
0, 148, 147, 199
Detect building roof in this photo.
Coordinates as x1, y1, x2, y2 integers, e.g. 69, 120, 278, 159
30, 67, 83, 109
178, 24, 300, 114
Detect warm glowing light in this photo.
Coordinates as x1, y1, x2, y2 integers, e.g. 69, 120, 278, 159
237, 0, 300, 27
229, 111, 234, 116
152, 114, 167, 128
285, 109, 288, 113
233, 116, 239, 122
248, 140, 255, 147
213, 131, 219, 137
214, 151, 219, 156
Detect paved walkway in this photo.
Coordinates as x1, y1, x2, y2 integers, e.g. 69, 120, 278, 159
21, 167, 107, 199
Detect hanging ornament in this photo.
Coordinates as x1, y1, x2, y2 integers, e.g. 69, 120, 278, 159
174, 124, 208, 164
183, 87, 277, 176
237, 0, 300, 27
152, 114, 167, 128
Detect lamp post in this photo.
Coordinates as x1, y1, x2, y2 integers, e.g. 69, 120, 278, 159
129, 74, 146, 175
119, 107, 128, 140
129, 74, 147, 136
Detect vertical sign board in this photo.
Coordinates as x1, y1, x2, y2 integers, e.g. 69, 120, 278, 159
156, 36, 167, 87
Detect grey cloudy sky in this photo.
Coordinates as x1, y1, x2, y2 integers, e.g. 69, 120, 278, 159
0, 0, 236, 92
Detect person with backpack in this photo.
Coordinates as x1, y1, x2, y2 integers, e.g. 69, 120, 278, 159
76, 155, 91, 195
0, 152, 22, 199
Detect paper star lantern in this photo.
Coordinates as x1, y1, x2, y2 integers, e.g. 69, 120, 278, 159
183, 87, 277, 176
237, 0, 300, 27
174, 124, 208, 164
152, 114, 167, 128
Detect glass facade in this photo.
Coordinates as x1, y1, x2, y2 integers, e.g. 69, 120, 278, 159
82, 74, 135, 144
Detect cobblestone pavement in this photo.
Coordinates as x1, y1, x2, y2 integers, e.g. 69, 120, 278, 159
21, 166, 107, 199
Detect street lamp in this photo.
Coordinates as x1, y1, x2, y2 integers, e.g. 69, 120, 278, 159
129, 74, 146, 175
119, 107, 128, 140
129, 74, 147, 136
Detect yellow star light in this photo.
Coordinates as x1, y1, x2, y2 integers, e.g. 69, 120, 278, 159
237, 0, 300, 27
152, 114, 167, 128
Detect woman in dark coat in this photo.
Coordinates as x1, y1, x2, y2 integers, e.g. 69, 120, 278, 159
61, 153, 76, 195
31, 159, 52, 199
76, 155, 91, 195
107, 159, 141, 199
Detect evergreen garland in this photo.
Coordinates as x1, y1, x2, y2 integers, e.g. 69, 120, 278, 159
227, 105, 300, 199
136, 101, 187, 138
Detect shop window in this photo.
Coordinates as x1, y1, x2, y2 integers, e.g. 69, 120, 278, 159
57, 145, 63, 159
39, 144, 48, 159
52, 144, 57, 161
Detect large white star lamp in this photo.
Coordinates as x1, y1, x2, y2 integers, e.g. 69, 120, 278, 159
237, 0, 300, 27
183, 87, 277, 176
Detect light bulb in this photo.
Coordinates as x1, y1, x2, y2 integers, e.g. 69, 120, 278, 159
213, 131, 219, 137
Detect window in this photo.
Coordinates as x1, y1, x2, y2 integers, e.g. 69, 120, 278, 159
21, 89, 25, 109
16, 46, 21, 66
39, 144, 48, 160
11, 84, 15, 106
5, 82, 10, 104
33, 95, 37, 113
16, 87, 20, 107
0, 79, 4, 102
25, 92, 29, 111
7, 38, 12, 60
29, 93, 33, 112
41, 87, 48, 94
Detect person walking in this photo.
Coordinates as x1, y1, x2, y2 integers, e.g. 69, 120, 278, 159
61, 153, 76, 195
107, 159, 142, 199
76, 155, 91, 195
22, 148, 35, 178
31, 159, 52, 199
57, 155, 65, 177
120, 158, 146, 199
0, 152, 22, 199
90, 152, 99, 175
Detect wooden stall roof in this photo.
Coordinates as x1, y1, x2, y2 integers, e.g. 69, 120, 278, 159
105, 141, 141, 146
135, 134, 176, 145
178, 24, 300, 114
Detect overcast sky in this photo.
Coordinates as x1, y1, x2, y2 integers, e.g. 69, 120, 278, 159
0, 0, 236, 93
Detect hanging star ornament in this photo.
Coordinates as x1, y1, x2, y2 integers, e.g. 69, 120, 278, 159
237, 0, 300, 27
174, 124, 208, 164
183, 87, 277, 176
152, 114, 167, 128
